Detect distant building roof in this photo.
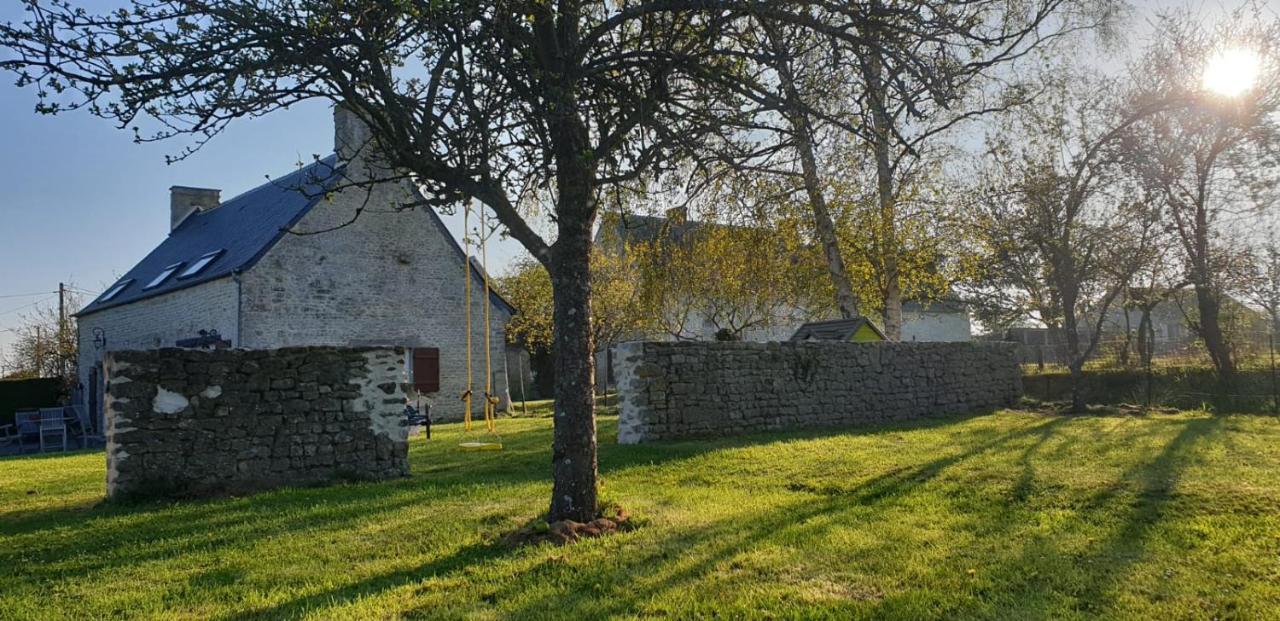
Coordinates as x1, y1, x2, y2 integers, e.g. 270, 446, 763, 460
79, 155, 515, 317
789, 317, 886, 342
597, 211, 706, 248
901, 299, 967, 314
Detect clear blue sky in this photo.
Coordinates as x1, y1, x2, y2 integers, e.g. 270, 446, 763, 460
0, 0, 1250, 358
0, 3, 525, 358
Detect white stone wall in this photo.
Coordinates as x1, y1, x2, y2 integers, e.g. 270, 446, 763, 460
900, 311, 972, 342
77, 277, 240, 428
238, 176, 510, 421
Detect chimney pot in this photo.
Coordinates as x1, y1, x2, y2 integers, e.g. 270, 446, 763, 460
170, 186, 221, 231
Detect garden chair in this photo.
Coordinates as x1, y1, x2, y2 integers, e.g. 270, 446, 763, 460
14, 409, 40, 453
70, 405, 103, 448
0, 422, 15, 449
38, 407, 68, 453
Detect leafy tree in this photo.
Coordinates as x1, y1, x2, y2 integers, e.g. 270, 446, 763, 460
629, 213, 815, 341
1122, 228, 1189, 368
497, 255, 556, 398
826, 150, 980, 324
1248, 231, 1280, 337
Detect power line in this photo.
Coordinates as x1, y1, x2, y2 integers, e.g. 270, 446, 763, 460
0, 290, 57, 300
0, 295, 57, 318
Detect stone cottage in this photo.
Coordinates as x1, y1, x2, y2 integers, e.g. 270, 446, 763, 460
76, 106, 514, 426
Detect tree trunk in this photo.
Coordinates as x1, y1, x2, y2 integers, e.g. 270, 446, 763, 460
762, 25, 859, 319
863, 36, 901, 340
1137, 307, 1154, 367
549, 231, 599, 522
1119, 307, 1132, 367
796, 130, 861, 320
1068, 358, 1086, 413
1188, 194, 1235, 387
1194, 283, 1235, 388
1061, 292, 1087, 413
546, 84, 600, 522
530, 349, 555, 399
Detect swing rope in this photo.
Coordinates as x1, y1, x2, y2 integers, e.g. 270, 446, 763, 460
480, 204, 500, 435
462, 203, 474, 431
460, 201, 502, 451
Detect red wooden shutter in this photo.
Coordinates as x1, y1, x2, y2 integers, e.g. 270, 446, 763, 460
413, 348, 440, 393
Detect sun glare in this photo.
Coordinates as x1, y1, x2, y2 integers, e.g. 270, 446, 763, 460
1202, 47, 1261, 97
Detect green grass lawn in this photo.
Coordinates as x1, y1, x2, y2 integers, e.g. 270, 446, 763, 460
2, 406, 1279, 620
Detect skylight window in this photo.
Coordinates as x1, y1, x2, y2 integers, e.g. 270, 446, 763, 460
179, 250, 223, 279
144, 263, 183, 290
99, 279, 133, 302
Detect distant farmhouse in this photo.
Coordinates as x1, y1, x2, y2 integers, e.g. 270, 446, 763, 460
76, 107, 514, 427
592, 209, 972, 385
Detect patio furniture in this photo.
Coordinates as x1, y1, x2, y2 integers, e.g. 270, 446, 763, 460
0, 423, 15, 449
14, 409, 40, 453
38, 407, 68, 453
70, 405, 104, 448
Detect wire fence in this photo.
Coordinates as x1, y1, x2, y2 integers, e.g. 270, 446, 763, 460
1012, 331, 1280, 412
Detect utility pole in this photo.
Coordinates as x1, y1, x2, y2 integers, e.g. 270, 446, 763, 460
58, 282, 67, 380
34, 325, 43, 377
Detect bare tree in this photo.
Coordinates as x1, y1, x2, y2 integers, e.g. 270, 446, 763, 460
1124, 5, 1280, 387
740, 0, 1121, 337
1248, 231, 1280, 337
2, 291, 82, 389
1124, 231, 1189, 368
972, 70, 1163, 411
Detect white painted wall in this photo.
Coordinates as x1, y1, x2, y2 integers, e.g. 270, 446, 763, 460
900, 310, 972, 342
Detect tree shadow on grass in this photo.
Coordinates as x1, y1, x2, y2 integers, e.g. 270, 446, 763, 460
226, 413, 1063, 619
1061, 414, 1223, 615
484, 415, 1074, 619
897, 413, 1226, 620
487, 413, 1224, 620
2, 408, 1071, 619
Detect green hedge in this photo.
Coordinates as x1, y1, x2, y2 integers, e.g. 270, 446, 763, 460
1023, 367, 1280, 411
0, 378, 64, 426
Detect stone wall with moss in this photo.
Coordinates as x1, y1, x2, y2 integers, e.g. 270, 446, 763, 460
104, 347, 410, 499
614, 341, 1021, 444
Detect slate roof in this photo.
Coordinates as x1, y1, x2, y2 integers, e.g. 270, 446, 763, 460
789, 317, 886, 341
901, 299, 967, 314
80, 155, 515, 317
597, 212, 705, 247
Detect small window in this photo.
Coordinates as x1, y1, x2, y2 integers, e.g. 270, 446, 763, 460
179, 250, 223, 279
144, 263, 184, 290
98, 279, 134, 302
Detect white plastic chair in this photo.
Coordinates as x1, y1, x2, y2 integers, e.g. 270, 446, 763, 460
38, 407, 68, 452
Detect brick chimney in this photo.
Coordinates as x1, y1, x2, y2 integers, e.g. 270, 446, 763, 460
334, 102, 374, 164
170, 186, 221, 231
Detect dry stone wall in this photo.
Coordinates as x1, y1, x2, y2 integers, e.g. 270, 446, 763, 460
104, 347, 410, 499
614, 341, 1021, 444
